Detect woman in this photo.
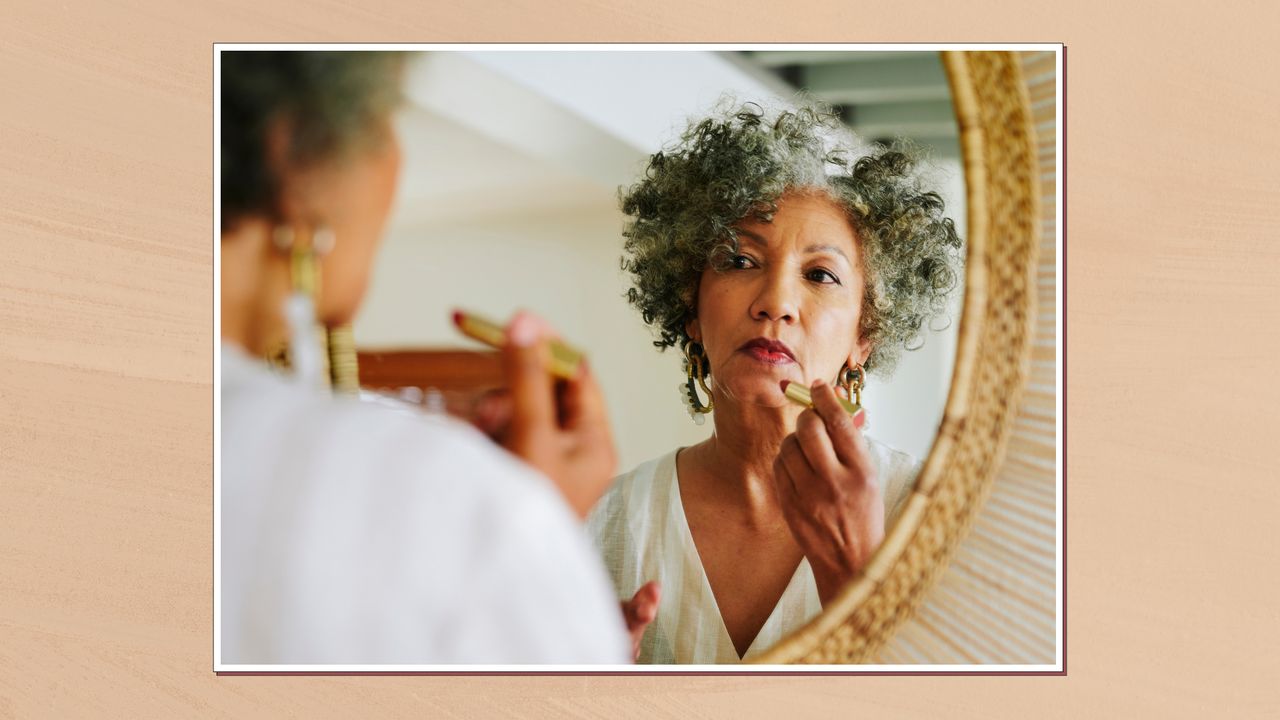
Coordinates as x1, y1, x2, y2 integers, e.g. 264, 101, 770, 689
587, 101, 963, 663
219, 51, 629, 664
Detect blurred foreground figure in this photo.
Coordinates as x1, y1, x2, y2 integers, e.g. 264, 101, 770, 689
218, 51, 628, 664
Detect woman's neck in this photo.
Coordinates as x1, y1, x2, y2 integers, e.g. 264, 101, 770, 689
683, 391, 802, 521
220, 218, 291, 356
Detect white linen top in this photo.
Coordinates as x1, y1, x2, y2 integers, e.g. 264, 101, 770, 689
220, 344, 630, 665
585, 439, 918, 664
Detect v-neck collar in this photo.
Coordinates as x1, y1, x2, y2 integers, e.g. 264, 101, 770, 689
663, 449, 820, 663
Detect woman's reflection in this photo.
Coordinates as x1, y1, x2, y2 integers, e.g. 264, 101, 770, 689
586, 100, 964, 663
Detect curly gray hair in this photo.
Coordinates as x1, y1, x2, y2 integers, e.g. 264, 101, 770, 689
619, 99, 963, 376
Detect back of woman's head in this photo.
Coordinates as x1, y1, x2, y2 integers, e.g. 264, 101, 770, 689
220, 51, 403, 231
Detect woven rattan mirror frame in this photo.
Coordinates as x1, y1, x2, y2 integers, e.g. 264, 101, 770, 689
754, 50, 1043, 664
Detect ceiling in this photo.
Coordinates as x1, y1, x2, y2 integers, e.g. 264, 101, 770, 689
385, 50, 958, 233
732, 50, 958, 153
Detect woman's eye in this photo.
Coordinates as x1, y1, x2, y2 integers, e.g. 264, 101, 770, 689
729, 254, 756, 270
806, 268, 841, 284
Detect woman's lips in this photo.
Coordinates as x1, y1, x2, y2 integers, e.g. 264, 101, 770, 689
738, 339, 796, 365
744, 347, 795, 364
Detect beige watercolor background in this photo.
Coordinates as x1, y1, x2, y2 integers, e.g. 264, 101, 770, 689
1, 0, 1277, 716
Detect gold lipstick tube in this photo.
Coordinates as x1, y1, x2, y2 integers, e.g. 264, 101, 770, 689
453, 310, 583, 380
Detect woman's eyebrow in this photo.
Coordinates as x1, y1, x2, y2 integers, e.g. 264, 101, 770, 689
804, 244, 852, 264
735, 230, 851, 265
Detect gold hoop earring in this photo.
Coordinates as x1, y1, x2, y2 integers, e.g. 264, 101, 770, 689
681, 341, 714, 425
838, 361, 865, 410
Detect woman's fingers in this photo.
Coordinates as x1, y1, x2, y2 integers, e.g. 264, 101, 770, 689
625, 581, 660, 627
495, 311, 617, 519
622, 581, 660, 660
501, 311, 555, 453
771, 454, 801, 512
774, 382, 887, 606
470, 388, 513, 440
558, 360, 618, 506
777, 434, 817, 495
558, 359, 610, 432
809, 380, 873, 478
794, 407, 840, 479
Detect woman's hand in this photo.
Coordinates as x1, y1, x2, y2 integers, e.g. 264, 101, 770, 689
496, 311, 618, 520
470, 387, 513, 441
773, 379, 884, 606
620, 581, 660, 661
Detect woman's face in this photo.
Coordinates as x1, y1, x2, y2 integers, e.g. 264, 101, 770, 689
687, 192, 868, 409
308, 118, 402, 325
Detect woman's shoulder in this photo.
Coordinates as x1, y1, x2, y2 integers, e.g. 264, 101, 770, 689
338, 396, 559, 505
221, 389, 628, 663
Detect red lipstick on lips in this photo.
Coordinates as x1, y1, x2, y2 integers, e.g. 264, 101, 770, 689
739, 338, 796, 365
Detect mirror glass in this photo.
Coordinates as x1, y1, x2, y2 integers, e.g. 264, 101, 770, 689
354, 49, 965, 662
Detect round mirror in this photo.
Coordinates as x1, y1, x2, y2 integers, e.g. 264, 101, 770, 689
758, 49, 1058, 663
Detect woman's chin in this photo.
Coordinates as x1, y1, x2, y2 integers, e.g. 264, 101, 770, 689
719, 378, 794, 409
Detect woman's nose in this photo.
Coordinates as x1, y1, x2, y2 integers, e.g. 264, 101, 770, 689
750, 271, 799, 323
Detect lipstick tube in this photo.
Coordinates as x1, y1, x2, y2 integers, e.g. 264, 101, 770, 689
782, 381, 867, 428
453, 310, 583, 380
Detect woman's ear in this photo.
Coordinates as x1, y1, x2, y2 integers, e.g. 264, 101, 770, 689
685, 315, 702, 345
852, 336, 872, 368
